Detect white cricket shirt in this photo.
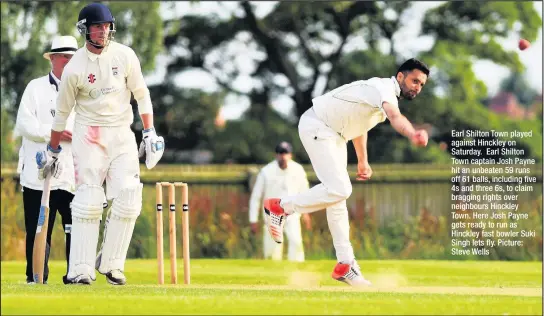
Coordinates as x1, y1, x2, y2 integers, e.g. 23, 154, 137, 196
248, 160, 309, 223
311, 76, 401, 141
52, 41, 153, 131
15, 72, 76, 192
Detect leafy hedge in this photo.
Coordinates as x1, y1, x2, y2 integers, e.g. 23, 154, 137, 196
1, 177, 541, 262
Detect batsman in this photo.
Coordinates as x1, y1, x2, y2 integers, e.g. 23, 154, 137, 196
36, 2, 165, 285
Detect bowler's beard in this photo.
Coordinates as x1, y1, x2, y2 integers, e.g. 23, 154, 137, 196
400, 80, 417, 100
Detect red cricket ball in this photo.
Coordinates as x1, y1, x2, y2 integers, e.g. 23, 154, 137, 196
519, 39, 530, 51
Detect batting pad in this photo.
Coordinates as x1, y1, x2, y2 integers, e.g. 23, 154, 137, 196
110, 183, 143, 219
67, 184, 105, 280
70, 184, 106, 219
67, 218, 100, 280
97, 184, 142, 273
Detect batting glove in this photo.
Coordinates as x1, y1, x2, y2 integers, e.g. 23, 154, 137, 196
36, 144, 63, 180
138, 127, 165, 169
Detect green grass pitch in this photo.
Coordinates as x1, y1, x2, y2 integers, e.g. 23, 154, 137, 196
1, 259, 542, 315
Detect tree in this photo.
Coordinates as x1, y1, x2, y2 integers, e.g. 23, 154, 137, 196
0, 107, 17, 163
162, 1, 397, 121
161, 1, 542, 163
418, 1, 543, 161
142, 84, 224, 160
211, 107, 303, 164
3, 2, 542, 164
499, 72, 540, 107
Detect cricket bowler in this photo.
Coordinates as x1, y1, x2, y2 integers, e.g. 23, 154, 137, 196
263, 58, 430, 286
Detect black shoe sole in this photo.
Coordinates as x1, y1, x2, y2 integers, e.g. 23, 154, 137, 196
65, 276, 92, 285
106, 273, 126, 285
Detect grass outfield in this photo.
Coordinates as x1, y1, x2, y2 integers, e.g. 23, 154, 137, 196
1, 259, 542, 315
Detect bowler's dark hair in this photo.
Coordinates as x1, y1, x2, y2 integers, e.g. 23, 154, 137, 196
396, 58, 430, 77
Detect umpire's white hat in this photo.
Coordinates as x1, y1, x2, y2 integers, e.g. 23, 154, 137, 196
43, 36, 79, 60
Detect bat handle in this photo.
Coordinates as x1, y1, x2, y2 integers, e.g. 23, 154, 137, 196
41, 174, 52, 206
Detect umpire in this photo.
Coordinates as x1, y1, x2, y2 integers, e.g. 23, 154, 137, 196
15, 36, 78, 284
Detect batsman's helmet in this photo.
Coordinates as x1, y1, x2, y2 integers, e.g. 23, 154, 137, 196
76, 2, 116, 49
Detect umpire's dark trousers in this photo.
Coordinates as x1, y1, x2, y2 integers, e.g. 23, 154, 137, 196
23, 187, 74, 283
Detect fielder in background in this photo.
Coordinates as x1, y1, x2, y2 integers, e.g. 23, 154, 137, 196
249, 142, 311, 262
15, 35, 78, 284
36, 2, 165, 285
263, 58, 430, 286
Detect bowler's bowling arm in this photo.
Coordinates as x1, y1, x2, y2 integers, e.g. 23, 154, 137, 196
351, 132, 368, 163
382, 101, 416, 139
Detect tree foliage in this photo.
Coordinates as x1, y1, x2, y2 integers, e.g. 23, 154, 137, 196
158, 1, 541, 163
1, 1, 542, 164
211, 108, 304, 164
418, 1, 542, 161
499, 72, 540, 106
143, 84, 223, 156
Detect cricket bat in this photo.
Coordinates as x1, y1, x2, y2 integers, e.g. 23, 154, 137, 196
32, 173, 52, 284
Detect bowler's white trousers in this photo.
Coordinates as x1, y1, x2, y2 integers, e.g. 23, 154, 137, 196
280, 108, 355, 263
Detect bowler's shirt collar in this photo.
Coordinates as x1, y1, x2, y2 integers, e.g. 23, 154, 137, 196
391, 76, 401, 98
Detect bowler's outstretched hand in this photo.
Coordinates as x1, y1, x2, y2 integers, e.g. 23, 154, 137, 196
410, 129, 428, 147
356, 161, 372, 181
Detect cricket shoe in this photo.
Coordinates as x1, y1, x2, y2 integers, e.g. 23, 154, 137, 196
66, 274, 92, 285
63, 274, 89, 284
95, 251, 125, 285
263, 198, 287, 243
331, 260, 372, 287
28, 277, 48, 284
105, 269, 126, 285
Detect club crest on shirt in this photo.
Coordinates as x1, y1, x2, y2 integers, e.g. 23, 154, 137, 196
88, 73, 96, 83
112, 67, 119, 76
50, 109, 55, 117
89, 88, 101, 99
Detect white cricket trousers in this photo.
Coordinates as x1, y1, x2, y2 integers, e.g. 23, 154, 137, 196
280, 108, 355, 263
68, 123, 140, 278
72, 123, 140, 199
263, 213, 304, 261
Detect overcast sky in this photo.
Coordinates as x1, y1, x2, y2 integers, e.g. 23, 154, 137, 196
146, 1, 543, 120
